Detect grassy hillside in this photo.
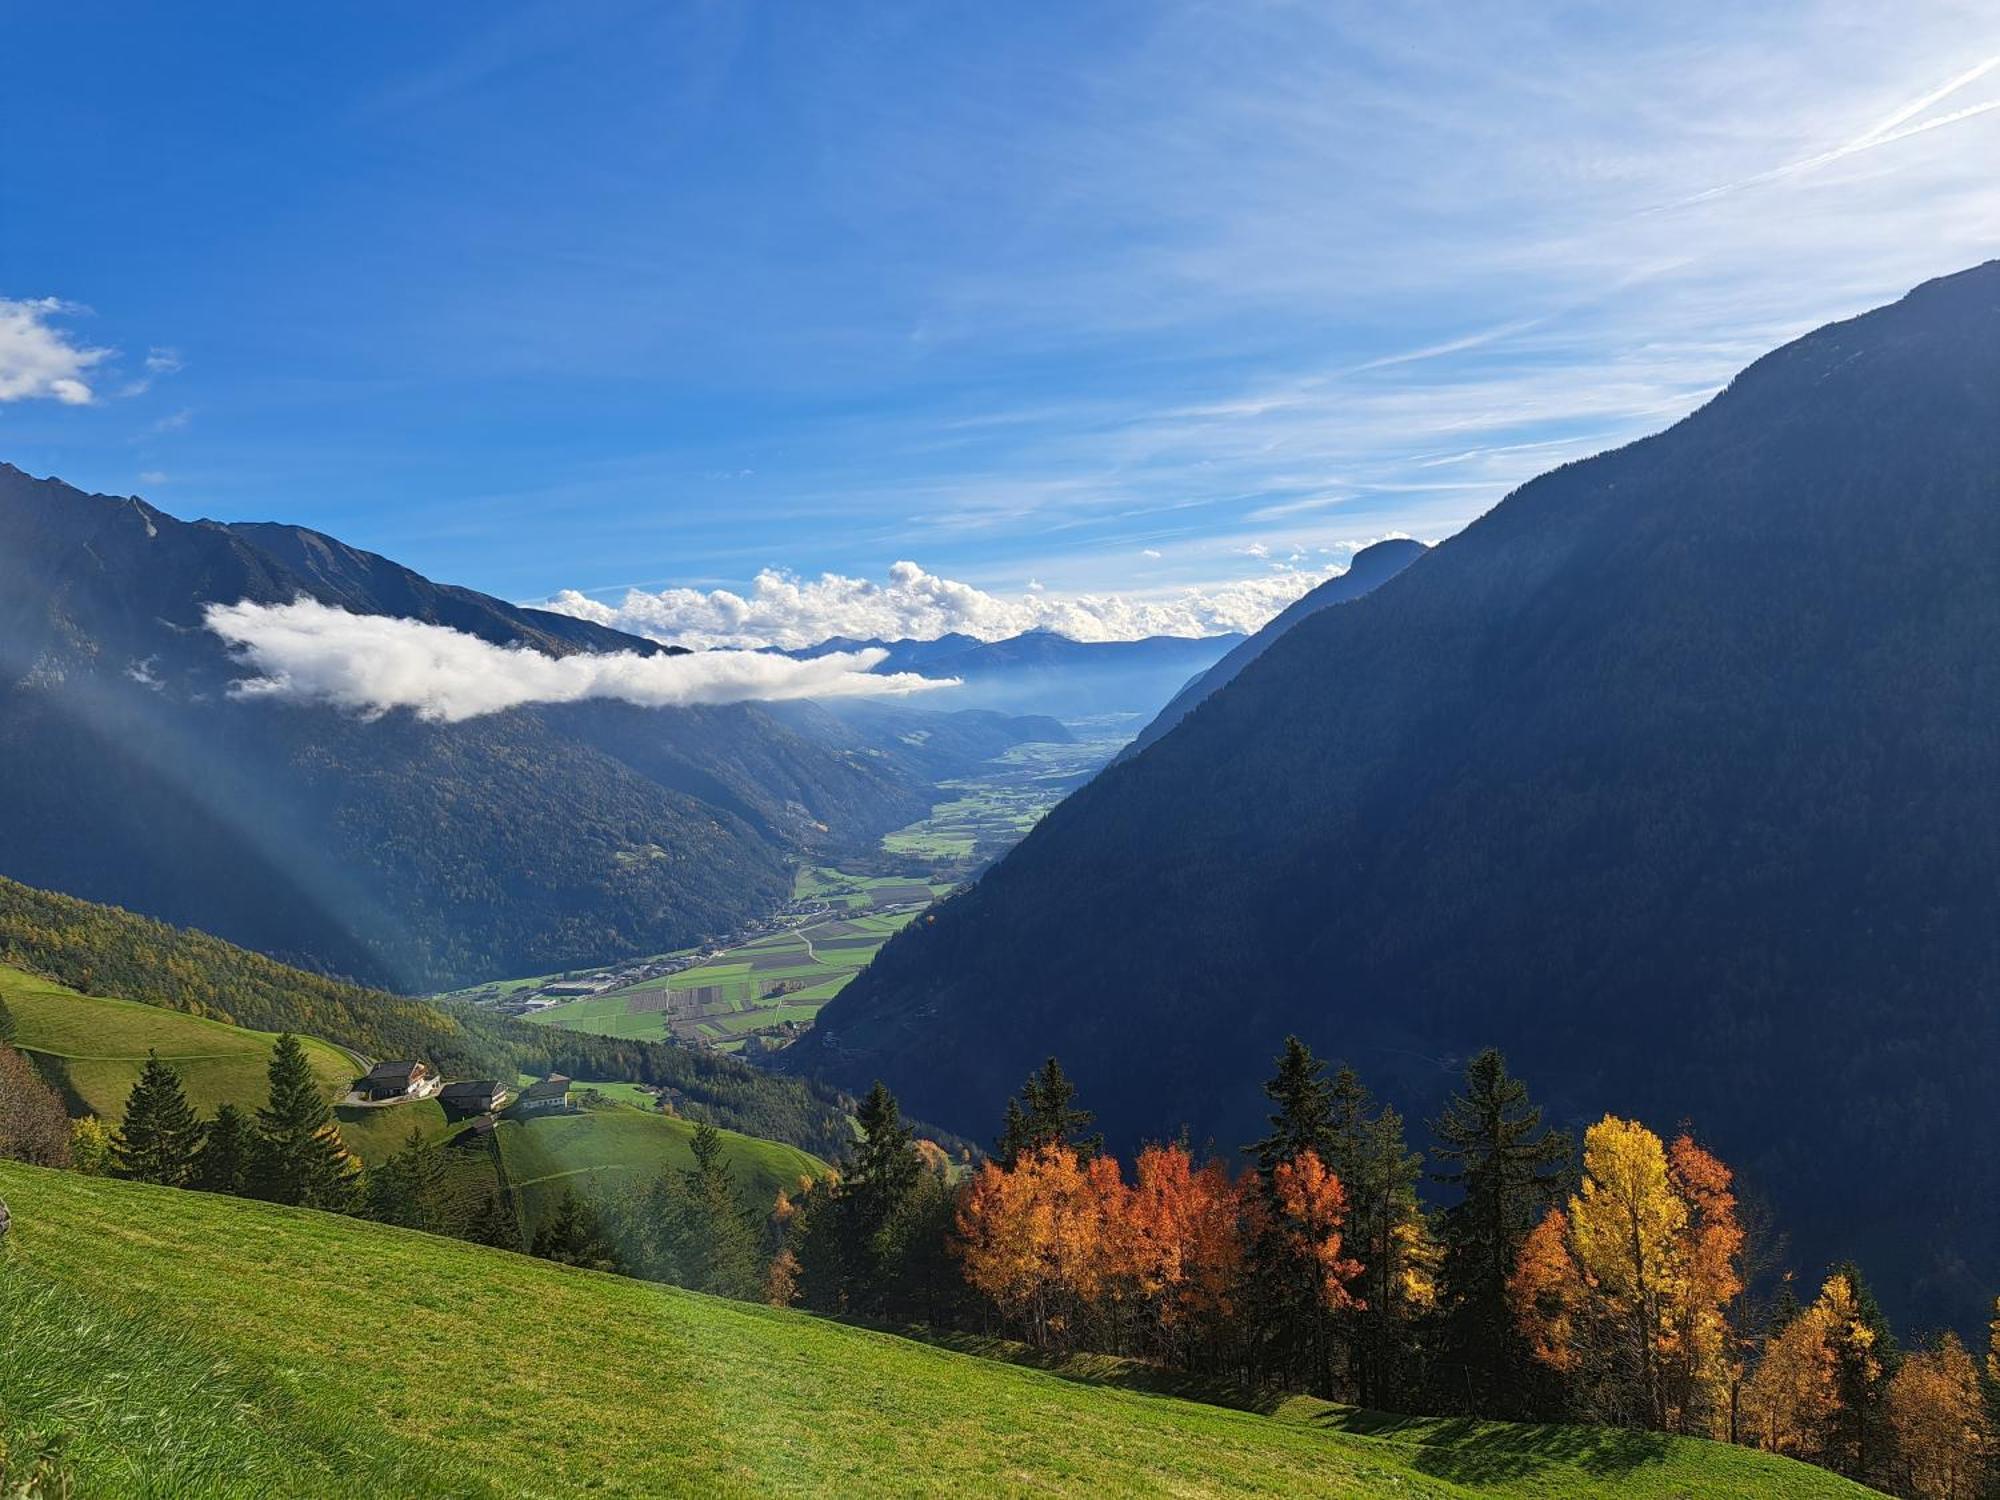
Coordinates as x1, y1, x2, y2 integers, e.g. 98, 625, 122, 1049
0, 964, 356, 1121
0, 1165, 1869, 1499
0, 874, 858, 1158
495, 1097, 825, 1225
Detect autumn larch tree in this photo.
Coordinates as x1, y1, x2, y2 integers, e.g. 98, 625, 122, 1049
1430, 1047, 1570, 1417
1509, 1116, 1742, 1433
112, 1050, 205, 1187
1124, 1143, 1246, 1371
1885, 1333, 1992, 1500
249, 1033, 358, 1211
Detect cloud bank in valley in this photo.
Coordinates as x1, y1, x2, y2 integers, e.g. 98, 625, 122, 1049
204, 599, 951, 723
542, 557, 1376, 650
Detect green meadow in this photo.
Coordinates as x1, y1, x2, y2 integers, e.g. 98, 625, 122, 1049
0, 1165, 1870, 1500
0, 964, 358, 1122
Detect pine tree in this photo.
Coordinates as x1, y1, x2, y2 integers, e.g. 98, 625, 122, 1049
250, 1033, 358, 1210
466, 1192, 522, 1251
112, 1050, 205, 1187
1825, 1261, 1900, 1484
1429, 1047, 1571, 1416
531, 1188, 618, 1271
1248, 1036, 1335, 1173
995, 1057, 1098, 1165
678, 1122, 761, 1299
366, 1127, 448, 1231
1245, 1037, 1349, 1396
193, 1103, 253, 1195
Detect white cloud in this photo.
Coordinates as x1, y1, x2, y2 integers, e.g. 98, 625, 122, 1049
137, 470, 169, 486
0, 297, 108, 405
204, 598, 953, 723
540, 557, 1366, 650
1140, 548, 1163, 560
144, 347, 184, 375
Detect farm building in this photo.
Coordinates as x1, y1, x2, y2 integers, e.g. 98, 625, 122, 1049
439, 1079, 508, 1118
513, 1073, 572, 1115
360, 1059, 433, 1101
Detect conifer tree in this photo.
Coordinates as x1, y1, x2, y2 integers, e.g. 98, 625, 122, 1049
995, 1057, 1098, 1165
250, 1033, 358, 1210
1824, 1261, 1900, 1484
677, 1122, 761, 1299
531, 1188, 618, 1271
467, 1192, 522, 1251
366, 1126, 448, 1231
1429, 1047, 1570, 1415
193, 1103, 252, 1195
112, 1050, 205, 1187
1248, 1036, 1335, 1173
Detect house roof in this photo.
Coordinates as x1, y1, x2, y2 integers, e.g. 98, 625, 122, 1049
520, 1074, 571, 1100
439, 1079, 500, 1100
364, 1059, 422, 1082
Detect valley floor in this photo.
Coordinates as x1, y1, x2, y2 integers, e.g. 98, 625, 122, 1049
0, 1165, 1867, 1499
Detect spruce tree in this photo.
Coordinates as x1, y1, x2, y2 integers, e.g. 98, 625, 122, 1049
678, 1122, 760, 1299
1428, 1047, 1571, 1415
366, 1127, 447, 1231
467, 1192, 522, 1251
531, 1188, 618, 1271
251, 1033, 358, 1210
112, 1050, 205, 1187
1248, 1035, 1335, 1173
995, 1057, 1098, 1165
193, 1103, 252, 1195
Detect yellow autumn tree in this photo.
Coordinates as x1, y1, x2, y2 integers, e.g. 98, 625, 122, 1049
1885, 1333, 1992, 1500
1509, 1116, 1742, 1432
1743, 1290, 1842, 1459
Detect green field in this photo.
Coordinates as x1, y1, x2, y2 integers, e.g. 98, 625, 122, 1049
523, 868, 954, 1051
879, 732, 1130, 866
0, 1165, 1868, 1499
494, 1096, 825, 1224
0, 964, 359, 1122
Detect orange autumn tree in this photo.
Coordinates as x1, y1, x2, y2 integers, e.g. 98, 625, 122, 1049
1125, 1144, 1246, 1368
1885, 1333, 1992, 1500
1507, 1116, 1742, 1432
955, 1143, 1131, 1349
1742, 1281, 1845, 1459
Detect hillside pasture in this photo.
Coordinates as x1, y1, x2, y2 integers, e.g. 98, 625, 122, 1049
0, 1165, 1872, 1500
0, 964, 357, 1122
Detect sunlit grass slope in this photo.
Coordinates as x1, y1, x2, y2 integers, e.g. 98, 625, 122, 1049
0, 1166, 1869, 1500
1, 963, 356, 1121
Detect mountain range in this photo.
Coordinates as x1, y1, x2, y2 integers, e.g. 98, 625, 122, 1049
793, 261, 2000, 1330
789, 628, 1244, 719
0, 468, 1067, 991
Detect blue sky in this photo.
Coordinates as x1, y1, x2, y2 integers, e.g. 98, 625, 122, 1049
4, 1, 1997, 642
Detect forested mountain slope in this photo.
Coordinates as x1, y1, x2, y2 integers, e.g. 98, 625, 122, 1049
797, 261, 2000, 1331
0, 467, 1042, 989
1119, 537, 1428, 760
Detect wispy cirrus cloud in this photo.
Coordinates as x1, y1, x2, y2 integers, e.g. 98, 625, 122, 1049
204, 598, 952, 722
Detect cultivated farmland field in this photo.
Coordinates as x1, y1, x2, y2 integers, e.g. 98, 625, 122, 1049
879, 725, 1133, 867
0, 964, 359, 1122
522, 868, 954, 1051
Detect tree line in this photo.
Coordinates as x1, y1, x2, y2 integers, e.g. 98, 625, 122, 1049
0, 1033, 518, 1250
6, 1019, 1994, 1498
512, 1037, 1997, 1500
